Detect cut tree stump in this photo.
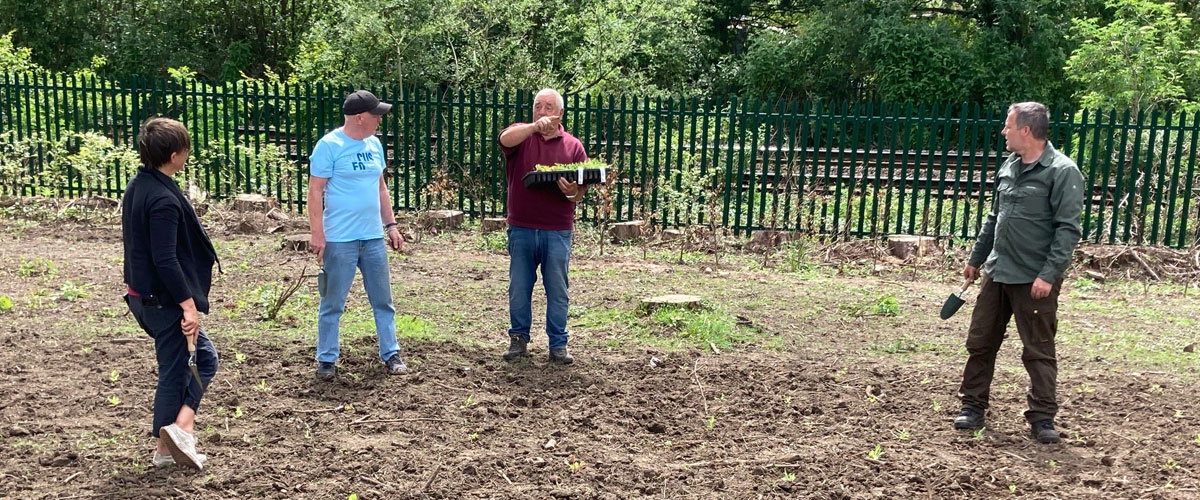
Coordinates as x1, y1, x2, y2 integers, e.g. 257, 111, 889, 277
481, 217, 508, 233
282, 234, 311, 252
232, 194, 279, 212
747, 230, 797, 252
887, 235, 941, 259
610, 221, 643, 242
639, 294, 705, 314
420, 210, 465, 230
660, 229, 685, 242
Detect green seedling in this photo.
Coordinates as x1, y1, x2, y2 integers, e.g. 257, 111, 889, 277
780, 470, 797, 482
235, 352, 247, 364
109, 369, 119, 384
893, 429, 910, 440
108, 395, 120, 406
0, 295, 13, 313
973, 427, 986, 440
463, 394, 476, 407
867, 444, 883, 460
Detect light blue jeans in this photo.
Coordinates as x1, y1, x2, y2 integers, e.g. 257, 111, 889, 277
507, 226, 572, 349
316, 238, 400, 363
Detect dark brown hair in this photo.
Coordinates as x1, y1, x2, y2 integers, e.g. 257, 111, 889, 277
137, 117, 191, 168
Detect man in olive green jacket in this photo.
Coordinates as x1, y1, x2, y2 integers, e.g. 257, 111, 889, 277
952, 102, 1084, 444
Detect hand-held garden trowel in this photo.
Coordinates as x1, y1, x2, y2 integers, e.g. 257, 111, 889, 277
939, 279, 975, 320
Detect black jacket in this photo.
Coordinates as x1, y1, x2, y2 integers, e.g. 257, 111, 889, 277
122, 166, 219, 313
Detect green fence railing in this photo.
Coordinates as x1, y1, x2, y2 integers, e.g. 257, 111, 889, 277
2, 72, 1199, 247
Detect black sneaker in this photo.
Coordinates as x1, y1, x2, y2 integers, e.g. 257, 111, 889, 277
548, 347, 574, 365
953, 408, 985, 430
385, 354, 408, 374
316, 361, 336, 380
1031, 419, 1061, 444
502, 334, 528, 361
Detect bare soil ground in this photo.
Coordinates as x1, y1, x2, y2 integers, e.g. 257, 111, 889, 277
0, 202, 1197, 499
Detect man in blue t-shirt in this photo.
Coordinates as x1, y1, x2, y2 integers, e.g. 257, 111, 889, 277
307, 90, 407, 380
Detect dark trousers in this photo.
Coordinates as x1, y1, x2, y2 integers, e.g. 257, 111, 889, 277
957, 275, 1061, 423
125, 295, 218, 438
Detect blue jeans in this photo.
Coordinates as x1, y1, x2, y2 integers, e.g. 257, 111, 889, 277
507, 226, 572, 349
316, 238, 400, 363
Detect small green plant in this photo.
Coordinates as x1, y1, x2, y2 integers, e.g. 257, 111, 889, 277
778, 240, 814, 273
1149, 384, 1164, 394
109, 370, 119, 384
235, 352, 247, 364
468, 432, 479, 440
463, 394, 476, 407
1049, 460, 1059, 471
233, 406, 243, 419
1076, 383, 1095, 394
973, 427, 986, 440
254, 379, 270, 392
867, 444, 883, 460
568, 460, 585, 473
107, 395, 120, 406
347, 494, 358, 500
0, 295, 12, 314
1194, 433, 1200, 445
1162, 457, 1179, 472
1175, 409, 1183, 418
705, 415, 716, 431
1008, 484, 1016, 494
931, 400, 942, 412
17, 257, 56, 278
869, 294, 900, 316
55, 281, 90, 301
780, 470, 797, 482
893, 429, 910, 440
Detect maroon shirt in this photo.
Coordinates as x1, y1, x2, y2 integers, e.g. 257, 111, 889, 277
500, 123, 588, 231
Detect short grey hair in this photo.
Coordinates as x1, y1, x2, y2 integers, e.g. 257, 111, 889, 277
534, 88, 564, 112
1008, 102, 1049, 140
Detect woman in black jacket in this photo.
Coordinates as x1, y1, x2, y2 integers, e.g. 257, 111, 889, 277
121, 117, 218, 470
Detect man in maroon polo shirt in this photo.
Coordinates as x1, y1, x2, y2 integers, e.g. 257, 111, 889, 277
497, 88, 588, 364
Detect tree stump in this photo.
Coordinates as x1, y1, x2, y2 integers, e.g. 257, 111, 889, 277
420, 210, 465, 230
639, 294, 705, 314
232, 194, 279, 212
481, 217, 508, 233
886, 235, 941, 259
282, 234, 311, 252
610, 221, 643, 242
660, 229, 685, 242
747, 230, 797, 252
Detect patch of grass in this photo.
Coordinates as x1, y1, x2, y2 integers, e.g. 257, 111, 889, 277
479, 232, 507, 252
0, 295, 12, 314
649, 305, 753, 349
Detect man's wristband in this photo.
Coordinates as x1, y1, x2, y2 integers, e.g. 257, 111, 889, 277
384, 222, 398, 229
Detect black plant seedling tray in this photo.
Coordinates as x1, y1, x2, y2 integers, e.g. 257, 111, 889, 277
522, 168, 611, 188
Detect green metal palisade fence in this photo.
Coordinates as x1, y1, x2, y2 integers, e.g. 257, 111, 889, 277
2, 73, 1199, 246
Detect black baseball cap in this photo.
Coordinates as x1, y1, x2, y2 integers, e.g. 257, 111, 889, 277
342, 90, 392, 115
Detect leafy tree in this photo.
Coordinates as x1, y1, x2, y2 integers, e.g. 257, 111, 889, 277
1065, 0, 1200, 113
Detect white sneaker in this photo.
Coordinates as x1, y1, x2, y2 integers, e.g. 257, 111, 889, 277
152, 450, 207, 468
160, 424, 204, 470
